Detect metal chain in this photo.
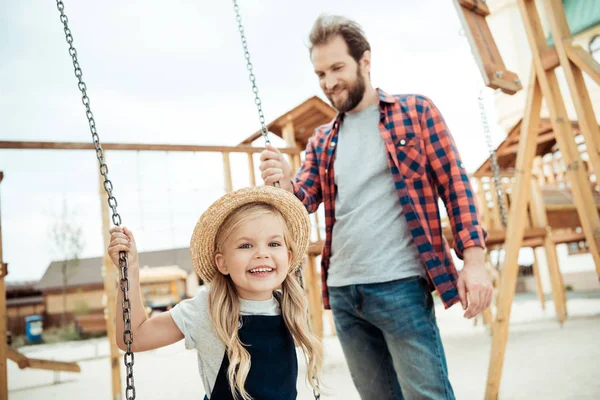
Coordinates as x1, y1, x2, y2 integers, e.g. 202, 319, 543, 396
231, 0, 281, 189
231, 5, 317, 398
478, 89, 508, 229
55, 2, 136, 399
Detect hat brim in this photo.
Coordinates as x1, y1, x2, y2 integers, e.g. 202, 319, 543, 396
190, 186, 311, 283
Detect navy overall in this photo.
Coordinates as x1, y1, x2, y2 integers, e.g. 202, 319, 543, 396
205, 314, 298, 400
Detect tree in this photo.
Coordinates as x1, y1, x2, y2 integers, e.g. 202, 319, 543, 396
51, 199, 85, 327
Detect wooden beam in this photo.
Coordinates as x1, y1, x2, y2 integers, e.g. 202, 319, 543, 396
453, 0, 523, 94
545, 0, 600, 190
247, 153, 256, 187
529, 179, 566, 323
304, 255, 323, 339
486, 66, 542, 400
99, 162, 123, 400
7, 348, 80, 373
458, 0, 490, 17
222, 153, 233, 193
523, 0, 600, 275
541, 48, 560, 71
565, 44, 600, 87
0, 141, 300, 155
530, 250, 545, 311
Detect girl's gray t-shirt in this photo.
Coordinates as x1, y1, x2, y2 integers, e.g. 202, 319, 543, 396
169, 288, 280, 398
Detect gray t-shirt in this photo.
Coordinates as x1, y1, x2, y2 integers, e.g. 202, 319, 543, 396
328, 103, 425, 287
169, 288, 280, 398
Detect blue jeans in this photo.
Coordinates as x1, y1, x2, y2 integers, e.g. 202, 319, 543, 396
329, 276, 455, 400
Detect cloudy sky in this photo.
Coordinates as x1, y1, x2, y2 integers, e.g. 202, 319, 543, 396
1, 0, 508, 282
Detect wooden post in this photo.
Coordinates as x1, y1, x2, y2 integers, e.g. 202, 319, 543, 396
304, 255, 323, 338
99, 162, 123, 400
474, 177, 491, 229
519, 0, 600, 275
0, 171, 6, 400
282, 117, 301, 174
529, 179, 566, 323
530, 250, 545, 311
485, 67, 542, 400
247, 153, 256, 187
544, 0, 600, 181
222, 152, 233, 193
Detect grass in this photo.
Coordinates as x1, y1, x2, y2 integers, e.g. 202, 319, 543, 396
10, 323, 105, 349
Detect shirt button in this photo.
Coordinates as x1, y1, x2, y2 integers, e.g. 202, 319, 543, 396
325, 169, 328, 174
399, 139, 406, 146
331, 142, 336, 147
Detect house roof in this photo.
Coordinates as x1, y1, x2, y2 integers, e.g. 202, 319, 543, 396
547, 0, 600, 46
35, 247, 194, 292
238, 96, 337, 149
473, 118, 586, 177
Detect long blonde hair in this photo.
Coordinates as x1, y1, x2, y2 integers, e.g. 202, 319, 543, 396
208, 202, 322, 400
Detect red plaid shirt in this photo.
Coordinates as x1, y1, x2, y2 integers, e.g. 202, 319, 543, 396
292, 89, 486, 310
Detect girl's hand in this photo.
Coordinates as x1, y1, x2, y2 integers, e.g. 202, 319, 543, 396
108, 226, 139, 268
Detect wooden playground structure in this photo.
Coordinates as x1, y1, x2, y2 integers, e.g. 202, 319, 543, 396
1, 1, 599, 399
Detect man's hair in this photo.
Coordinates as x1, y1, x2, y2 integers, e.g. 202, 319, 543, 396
308, 15, 371, 63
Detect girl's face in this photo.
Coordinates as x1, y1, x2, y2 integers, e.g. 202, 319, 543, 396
215, 213, 291, 301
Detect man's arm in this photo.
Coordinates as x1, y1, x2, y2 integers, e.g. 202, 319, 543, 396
290, 135, 323, 214
260, 134, 323, 214
420, 97, 492, 318
420, 97, 486, 258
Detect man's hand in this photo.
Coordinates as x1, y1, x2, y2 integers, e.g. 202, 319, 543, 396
457, 247, 493, 319
259, 144, 293, 192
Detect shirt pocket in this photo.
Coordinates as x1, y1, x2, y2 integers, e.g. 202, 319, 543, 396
394, 133, 425, 178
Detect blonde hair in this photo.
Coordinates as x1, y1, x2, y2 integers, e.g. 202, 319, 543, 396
208, 202, 322, 400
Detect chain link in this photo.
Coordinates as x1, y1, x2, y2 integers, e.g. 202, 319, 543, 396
231, 0, 281, 188
55, 2, 135, 398
478, 89, 508, 229
231, 3, 316, 397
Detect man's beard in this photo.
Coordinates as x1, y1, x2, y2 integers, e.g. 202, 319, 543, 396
326, 69, 366, 114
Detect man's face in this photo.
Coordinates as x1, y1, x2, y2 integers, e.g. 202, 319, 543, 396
311, 35, 367, 114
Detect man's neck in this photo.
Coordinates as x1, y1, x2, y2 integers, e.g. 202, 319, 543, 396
347, 86, 379, 114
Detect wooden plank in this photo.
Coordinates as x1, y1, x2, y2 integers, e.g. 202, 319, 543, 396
485, 66, 542, 400
304, 255, 323, 338
24, 357, 81, 373
0, 141, 300, 155
99, 161, 123, 400
544, 0, 600, 193
7, 348, 80, 373
247, 153, 256, 187
565, 44, 600, 87
222, 153, 233, 193
6, 347, 28, 369
453, 0, 523, 94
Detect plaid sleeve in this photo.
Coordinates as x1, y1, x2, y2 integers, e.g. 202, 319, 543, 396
292, 134, 323, 214
420, 97, 487, 258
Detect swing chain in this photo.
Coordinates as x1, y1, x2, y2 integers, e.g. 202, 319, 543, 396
478, 90, 508, 229
232, 0, 270, 146
55, 2, 136, 399
232, 0, 281, 190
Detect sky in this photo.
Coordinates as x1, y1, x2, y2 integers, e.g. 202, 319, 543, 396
0, 0, 509, 282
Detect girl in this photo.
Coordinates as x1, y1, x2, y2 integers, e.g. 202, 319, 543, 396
108, 186, 322, 400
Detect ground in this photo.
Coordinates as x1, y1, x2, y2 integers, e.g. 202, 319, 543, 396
8, 292, 600, 399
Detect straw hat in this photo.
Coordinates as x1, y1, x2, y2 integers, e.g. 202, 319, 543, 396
190, 186, 311, 283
